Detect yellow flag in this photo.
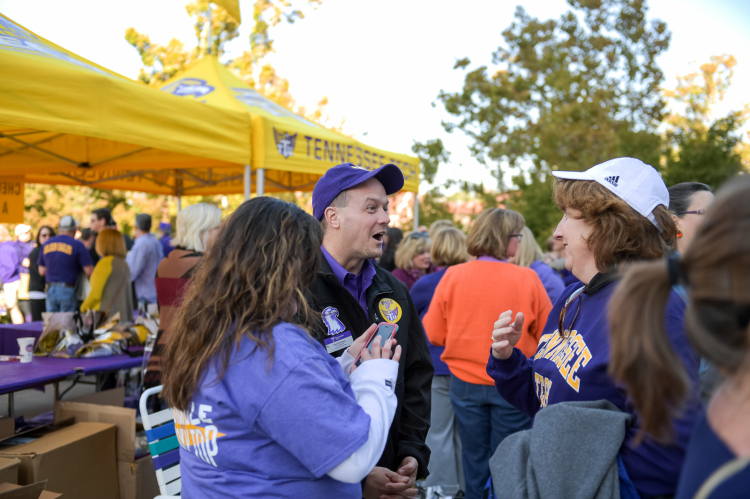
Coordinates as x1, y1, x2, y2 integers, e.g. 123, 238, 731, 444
214, 0, 241, 24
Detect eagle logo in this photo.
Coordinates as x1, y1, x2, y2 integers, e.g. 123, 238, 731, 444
273, 128, 297, 159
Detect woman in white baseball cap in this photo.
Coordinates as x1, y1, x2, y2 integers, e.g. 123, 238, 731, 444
486, 158, 702, 497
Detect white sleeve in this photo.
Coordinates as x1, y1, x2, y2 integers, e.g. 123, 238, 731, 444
336, 350, 355, 380
326, 358, 398, 483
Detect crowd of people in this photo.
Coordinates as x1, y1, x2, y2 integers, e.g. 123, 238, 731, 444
160, 159, 748, 499
7, 156, 748, 498
0, 205, 223, 331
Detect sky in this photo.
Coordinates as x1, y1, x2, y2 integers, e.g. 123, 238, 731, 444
1, 0, 748, 192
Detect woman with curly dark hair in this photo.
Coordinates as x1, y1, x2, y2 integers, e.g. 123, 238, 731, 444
162, 197, 401, 498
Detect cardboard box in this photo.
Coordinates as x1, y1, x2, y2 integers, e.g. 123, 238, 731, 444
0, 459, 19, 485
0, 422, 118, 499
0, 482, 62, 499
56, 400, 134, 462
68, 387, 125, 408
0, 419, 14, 442
55, 400, 160, 499
117, 458, 160, 499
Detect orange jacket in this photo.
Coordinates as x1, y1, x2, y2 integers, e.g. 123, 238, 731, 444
423, 260, 552, 385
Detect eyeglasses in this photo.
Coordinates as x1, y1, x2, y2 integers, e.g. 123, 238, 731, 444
407, 232, 429, 240
509, 233, 524, 241
683, 209, 707, 216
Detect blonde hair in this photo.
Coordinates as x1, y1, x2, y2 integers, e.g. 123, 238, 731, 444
431, 227, 469, 267
466, 208, 525, 260
95, 229, 127, 258
170, 203, 223, 253
0, 225, 11, 243
514, 226, 544, 268
395, 233, 431, 270
428, 219, 453, 239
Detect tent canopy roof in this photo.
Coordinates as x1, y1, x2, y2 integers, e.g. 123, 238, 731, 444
0, 13, 251, 191
160, 56, 421, 192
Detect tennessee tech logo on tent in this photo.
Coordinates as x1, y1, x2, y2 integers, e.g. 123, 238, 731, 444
273, 128, 297, 159
162, 78, 215, 98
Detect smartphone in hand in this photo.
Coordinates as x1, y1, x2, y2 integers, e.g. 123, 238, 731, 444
354, 322, 399, 366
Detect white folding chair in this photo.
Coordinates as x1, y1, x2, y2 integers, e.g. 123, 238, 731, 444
139, 385, 181, 498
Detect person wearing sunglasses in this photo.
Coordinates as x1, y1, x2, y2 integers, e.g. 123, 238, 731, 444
487, 158, 702, 499
668, 182, 714, 255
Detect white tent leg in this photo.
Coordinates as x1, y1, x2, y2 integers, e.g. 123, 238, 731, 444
177, 196, 182, 212
244, 164, 251, 201
257, 168, 265, 197
413, 193, 419, 232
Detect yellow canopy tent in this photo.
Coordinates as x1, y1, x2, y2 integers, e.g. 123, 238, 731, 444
157, 56, 421, 194
0, 13, 422, 222
0, 13, 254, 197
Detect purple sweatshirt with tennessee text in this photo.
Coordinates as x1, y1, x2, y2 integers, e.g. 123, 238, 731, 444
487, 276, 702, 499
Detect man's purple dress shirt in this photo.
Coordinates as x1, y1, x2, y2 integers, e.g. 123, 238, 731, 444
321, 246, 375, 316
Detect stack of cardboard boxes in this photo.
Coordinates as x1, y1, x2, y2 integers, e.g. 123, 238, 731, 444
0, 388, 161, 499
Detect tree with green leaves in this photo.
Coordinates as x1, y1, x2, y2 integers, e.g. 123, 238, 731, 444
662, 54, 748, 188
420, 0, 671, 241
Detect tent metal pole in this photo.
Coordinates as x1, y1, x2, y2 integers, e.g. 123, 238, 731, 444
257, 168, 265, 196
413, 192, 419, 232
244, 165, 251, 201
177, 196, 182, 212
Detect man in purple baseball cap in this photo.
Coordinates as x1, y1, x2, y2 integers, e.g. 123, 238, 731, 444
308, 163, 433, 498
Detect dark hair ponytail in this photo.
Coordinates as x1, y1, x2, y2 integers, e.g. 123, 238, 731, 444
608, 259, 690, 443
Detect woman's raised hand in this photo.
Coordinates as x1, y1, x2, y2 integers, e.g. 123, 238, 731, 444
491, 310, 524, 360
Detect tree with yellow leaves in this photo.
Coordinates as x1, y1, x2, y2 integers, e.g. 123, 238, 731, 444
124, 0, 341, 129
662, 54, 748, 188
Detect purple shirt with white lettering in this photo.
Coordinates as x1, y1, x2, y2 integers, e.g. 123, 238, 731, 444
178, 322, 371, 499
321, 246, 376, 316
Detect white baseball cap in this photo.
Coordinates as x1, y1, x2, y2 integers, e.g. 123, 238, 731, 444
14, 224, 31, 236
552, 157, 669, 230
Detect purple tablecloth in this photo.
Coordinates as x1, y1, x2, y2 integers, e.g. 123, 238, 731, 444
0, 322, 44, 356
0, 355, 143, 395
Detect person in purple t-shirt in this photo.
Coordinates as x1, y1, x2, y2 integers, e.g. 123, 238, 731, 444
37, 216, 94, 313
488, 158, 701, 498
14, 224, 34, 321
160, 197, 401, 499
0, 225, 23, 323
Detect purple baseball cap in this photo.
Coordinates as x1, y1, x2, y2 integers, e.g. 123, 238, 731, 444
312, 163, 404, 221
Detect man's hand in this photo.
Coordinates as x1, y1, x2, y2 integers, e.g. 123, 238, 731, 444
491, 310, 524, 360
363, 460, 418, 499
